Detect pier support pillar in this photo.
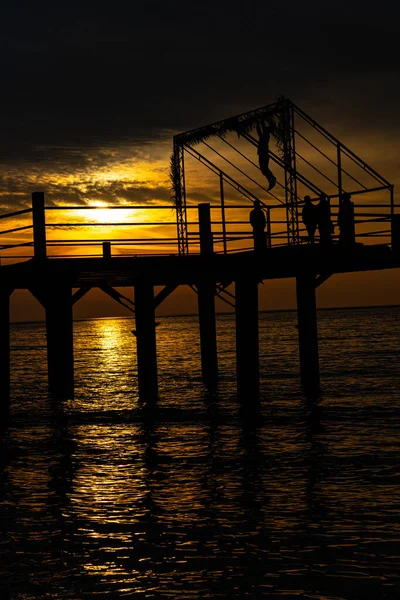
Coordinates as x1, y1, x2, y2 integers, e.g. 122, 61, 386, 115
0, 288, 11, 421
45, 284, 74, 398
198, 281, 218, 385
296, 274, 320, 398
235, 277, 260, 403
197, 202, 218, 385
134, 282, 158, 403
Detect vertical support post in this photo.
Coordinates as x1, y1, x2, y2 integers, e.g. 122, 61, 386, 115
45, 283, 74, 398
198, 203, 213, 254
390, 185, 396, 251
32, 192, 47, 260
197, 203, 218, 385
235, 277, 259, 403
102, 241, 111, 259
337, 143, 342, 203
390, 185, 394, 219
0, 288, 11, 422
281, 99, 300, 245
173, 140, 189, 256
296, 274, 320, 398
391, 214, 400, 253
266, 207, 271, 248
134, 282, 158, 403
219, 174, 227, 254
291, 106, 300, 240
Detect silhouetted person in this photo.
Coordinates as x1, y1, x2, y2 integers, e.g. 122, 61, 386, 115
256, 121, 276, 191
317, 194, 334, 246
302, 195, 317, 243
337, 193, 355, 247
250, 200, 266, 251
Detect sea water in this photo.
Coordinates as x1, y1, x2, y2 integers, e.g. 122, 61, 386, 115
1, 307, 400, 599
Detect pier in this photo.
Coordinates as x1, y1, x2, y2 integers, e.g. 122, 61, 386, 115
1, 97, 399, 408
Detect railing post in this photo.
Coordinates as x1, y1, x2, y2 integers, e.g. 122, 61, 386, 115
390, 185, 395, 220
337, 143, 342, 202
198, 203, 213, 254
219, 174, 227, 254
197, 202, 218, 385
391, 214, 400, 253
102, 241, 111, 259
266, 207, 271, 248
32, 192, 46, 259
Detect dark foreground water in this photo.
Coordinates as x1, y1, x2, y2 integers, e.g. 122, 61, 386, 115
1, 307, 400, 599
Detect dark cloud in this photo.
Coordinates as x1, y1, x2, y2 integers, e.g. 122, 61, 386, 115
1, 0, 400, 208
0, 175, 172, 211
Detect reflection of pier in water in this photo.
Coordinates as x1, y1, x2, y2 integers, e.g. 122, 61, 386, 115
1, 97, 399, 407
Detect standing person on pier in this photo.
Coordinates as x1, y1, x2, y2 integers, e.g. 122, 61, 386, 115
337, 193, 355, 247
317, 193, 334, 246
302, 195, 318, 243
256, 121, 276, 191
250, 199, 267, 251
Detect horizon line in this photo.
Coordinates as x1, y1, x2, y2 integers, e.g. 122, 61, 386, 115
10, 302, 400, 325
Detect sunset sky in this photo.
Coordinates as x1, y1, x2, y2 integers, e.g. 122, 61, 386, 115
2, 1, 400, 320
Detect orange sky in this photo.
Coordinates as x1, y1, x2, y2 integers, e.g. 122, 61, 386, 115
2, 108, 400, 322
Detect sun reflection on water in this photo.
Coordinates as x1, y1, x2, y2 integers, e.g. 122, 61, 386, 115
3, 310, 400, 597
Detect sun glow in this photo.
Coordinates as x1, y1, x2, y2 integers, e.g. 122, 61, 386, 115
0, 143, 176, 260
81, 202, 133, 225
75, 200, 176, 231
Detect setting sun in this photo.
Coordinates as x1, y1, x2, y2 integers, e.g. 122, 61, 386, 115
83, 203, 131, 224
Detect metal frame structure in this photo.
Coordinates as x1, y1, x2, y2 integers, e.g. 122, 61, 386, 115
172, 99, 284, 255
171, 97, 395, 255
171, 139, 189, 256
281, 99, 300, 245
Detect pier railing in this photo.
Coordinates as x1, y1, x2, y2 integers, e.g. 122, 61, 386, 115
0, 207, 34, 263
0, 191, 398, 263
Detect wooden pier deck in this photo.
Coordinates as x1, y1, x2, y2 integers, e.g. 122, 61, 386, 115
2, 242, 399, 289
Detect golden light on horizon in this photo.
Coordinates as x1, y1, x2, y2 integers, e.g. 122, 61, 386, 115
80, 202, 132, 225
